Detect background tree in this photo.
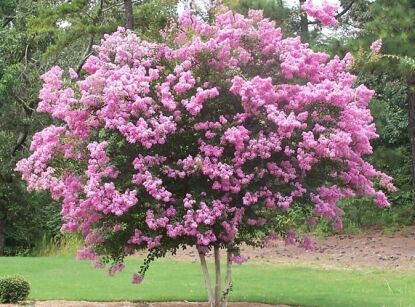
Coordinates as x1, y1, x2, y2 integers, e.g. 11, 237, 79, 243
228, 0, 365, 41
235, 0, 415, 228
325, 0, 415, 225
0, 0, 56, 255
360, 0, 415, 189
0, 0, 177, 255
228, 0, 294, 34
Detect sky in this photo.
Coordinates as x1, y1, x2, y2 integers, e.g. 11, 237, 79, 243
283, 0, 341, 8
179, 0, 343, 18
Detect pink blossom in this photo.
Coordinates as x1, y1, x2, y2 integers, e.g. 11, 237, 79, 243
299, 236, 314, 251
69, 68, 78, 80
113, 224, 123, 232
76, 247, 97, 260
132, 273, 144, 284
370, 39, 382, 54
302, 0, 339, 26
284, 231, 296, 246
307, 218, 317, 228
108, 263, 125, 276
231, 255, 248, 264
91, 260, 106, 269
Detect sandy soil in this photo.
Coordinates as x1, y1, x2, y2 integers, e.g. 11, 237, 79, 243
137, 225, 415, 270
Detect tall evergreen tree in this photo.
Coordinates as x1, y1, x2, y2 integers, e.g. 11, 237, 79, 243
0, 0, 178, 255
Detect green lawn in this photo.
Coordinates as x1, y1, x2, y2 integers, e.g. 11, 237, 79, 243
0, 257, 414, 307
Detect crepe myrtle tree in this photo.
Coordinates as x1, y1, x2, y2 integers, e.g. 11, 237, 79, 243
16, 3, 395, 307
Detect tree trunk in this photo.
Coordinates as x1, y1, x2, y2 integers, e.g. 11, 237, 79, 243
199, 247, 233, 307
0, 218, 5, 256
299, 0, 310, 42
199, 251, 214, 306
408, 78, 415, 188
214, 246, 222, 307
123, 0, 134, 30
221, 250, 233, 307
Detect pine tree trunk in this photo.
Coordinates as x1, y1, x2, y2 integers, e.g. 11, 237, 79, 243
299, 0, 310, 42
408, 78, 415, 188
123, 0, 134, 29
0, 218, 5, 256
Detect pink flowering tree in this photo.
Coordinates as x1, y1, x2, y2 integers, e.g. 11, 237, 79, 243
16, 5, 395, 307
302, 0, 340, 26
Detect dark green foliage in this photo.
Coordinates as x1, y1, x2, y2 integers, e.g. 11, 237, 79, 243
0, 0, 178, 256
361, 74, 412, 187
364, 0, 415, 58
353, 1, 415, 223
134, 0, 178, 41
28, 0, 178, 60
316, 0, 415, 232
228, 0, 294, 34
4, 195, 61, 256
315, 71, 415, 234
0, 275, 30, 303
311, 197, 415, 237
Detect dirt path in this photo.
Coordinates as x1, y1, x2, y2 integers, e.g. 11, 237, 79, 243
3, 302, 284, 307
238, 226, 415, 269
133, 225, 415, 270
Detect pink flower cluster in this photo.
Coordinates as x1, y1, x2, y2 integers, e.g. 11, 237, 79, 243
16, 7, 395, 282
302, 0, 340, 26
231, 255, 248, 264
370, 39, 382, 54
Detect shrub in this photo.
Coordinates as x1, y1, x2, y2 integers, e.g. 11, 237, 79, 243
0, 275, 30, 303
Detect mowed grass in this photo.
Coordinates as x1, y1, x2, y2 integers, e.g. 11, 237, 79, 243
0, 257, 415, 307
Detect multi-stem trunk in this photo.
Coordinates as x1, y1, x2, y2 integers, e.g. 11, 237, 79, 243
199, 246, 233, 307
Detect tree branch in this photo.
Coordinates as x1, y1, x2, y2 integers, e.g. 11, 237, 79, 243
2, 16, 15, 28
76, 34, 95, 74
12, 94, 35, 115
10, 94, 35, 155
12, 128, 28, 156
76, 0, 105, 74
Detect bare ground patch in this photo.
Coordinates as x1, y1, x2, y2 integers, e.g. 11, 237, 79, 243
132, 226, 415, 270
